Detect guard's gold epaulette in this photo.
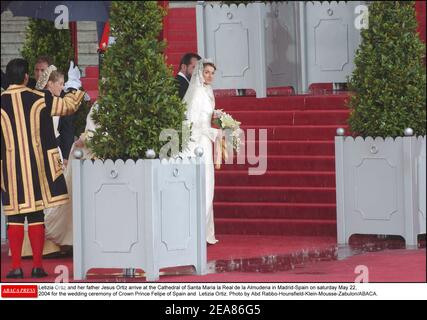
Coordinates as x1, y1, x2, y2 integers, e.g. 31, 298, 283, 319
1, 88, 12, 96
26, 88, 45, 97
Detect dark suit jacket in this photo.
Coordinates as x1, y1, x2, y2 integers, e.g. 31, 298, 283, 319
27, 77, 37, 90
1, 69, 8, 90
57, 115, 74, 160
56, 91, 75, 160
175, 74, 189, 100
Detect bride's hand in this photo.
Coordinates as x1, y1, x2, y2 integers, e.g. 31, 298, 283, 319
75, 136, 85, 148
213, 110, 223, 119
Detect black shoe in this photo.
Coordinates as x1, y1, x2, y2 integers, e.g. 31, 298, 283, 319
6, 268, 24, 279
31, 267, 48, 278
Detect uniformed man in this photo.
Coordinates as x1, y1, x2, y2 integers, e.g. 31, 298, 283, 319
1, 58, 85, 279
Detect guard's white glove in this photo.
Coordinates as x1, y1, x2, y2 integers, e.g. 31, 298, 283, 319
64, 61, 82, 91
83, 92, 91, 101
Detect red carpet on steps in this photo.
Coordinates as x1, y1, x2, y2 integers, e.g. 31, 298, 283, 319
213, 93, 350, 237
81, 66, 99, 103
163, 8, 198, 75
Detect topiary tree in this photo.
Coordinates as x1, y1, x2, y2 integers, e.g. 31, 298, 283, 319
89, 1, 187, 160
347, 1, 426, 137
21, 18, 74, 78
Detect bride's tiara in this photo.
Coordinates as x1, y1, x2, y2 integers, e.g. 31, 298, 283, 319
202, 58, 214, 64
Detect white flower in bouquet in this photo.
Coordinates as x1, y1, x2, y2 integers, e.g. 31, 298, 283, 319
221, 113, 240, 130
213, 109, 242, 153
230, 128, 243, 153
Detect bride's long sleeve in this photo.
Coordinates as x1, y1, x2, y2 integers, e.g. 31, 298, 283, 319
186, 91, 219, 143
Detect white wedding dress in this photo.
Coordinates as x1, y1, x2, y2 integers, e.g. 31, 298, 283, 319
181, 60, 219, 244
44, 105, 97, 247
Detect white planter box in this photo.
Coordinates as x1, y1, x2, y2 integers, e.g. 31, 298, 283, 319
196, 1, 362, 97
335, 131, 426, 248
72, 157, 207, 281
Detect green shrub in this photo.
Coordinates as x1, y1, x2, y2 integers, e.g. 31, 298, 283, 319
21, 19, 74, 78
89, 1, 186, 160
347, 1, 426, 137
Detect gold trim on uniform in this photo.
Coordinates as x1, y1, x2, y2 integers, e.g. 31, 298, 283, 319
1, 160, 5, 192
30, 100, 70, 208
6, 86, 44, 97
12, 201, 46, 214
27, 88, 45, 97
5, 84, 27, 93
12, 92, 36, 212
6, 85, 26, 89
1, 109, 18, 215
47, 148, 63, 181
52, 96, 63, 115
33, 200, 45, 212
51, 90, 84, 116
30, 99, 49, 207
7, 222, 25, 226
28, 222, 45, 226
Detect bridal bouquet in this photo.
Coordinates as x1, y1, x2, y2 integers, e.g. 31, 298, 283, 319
212, 109, 242, 169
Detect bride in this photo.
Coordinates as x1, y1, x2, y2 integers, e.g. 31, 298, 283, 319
181, 59, 221, 245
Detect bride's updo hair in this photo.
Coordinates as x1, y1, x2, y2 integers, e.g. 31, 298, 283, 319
203, 62, 216, 71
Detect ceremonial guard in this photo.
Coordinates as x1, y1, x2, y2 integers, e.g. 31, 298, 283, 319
1, 58, 84, 278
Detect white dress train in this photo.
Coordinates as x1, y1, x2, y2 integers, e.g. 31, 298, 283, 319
44, 106, 97, 247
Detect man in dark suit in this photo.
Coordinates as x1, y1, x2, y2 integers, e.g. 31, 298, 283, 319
56, 112, 74, 165
175, 53, 201, 99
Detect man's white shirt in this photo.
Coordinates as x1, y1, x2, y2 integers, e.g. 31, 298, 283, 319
177, 71, 190, 83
